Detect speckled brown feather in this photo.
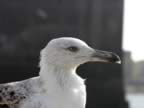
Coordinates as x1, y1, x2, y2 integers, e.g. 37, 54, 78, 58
0, 79, 33, 108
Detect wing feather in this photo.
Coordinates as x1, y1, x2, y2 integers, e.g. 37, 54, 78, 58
0, 81, 30, 105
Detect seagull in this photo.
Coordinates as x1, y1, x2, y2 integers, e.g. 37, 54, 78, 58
0, 37, 120, 108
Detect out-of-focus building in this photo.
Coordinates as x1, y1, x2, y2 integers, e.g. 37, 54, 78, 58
123, 51, 133, 83
123, 51, 144, 93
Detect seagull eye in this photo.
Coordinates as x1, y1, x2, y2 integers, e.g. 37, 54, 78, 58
67, 46, 79, 52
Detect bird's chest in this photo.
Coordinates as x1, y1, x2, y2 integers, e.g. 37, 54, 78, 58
20, 87, 86, 108
49, 88, 86, 108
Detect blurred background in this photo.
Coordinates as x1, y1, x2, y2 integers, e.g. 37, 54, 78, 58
0, 0, 143, 108
123, 0, 144, 108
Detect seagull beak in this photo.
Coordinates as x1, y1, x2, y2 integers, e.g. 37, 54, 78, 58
91, 49, 121, 64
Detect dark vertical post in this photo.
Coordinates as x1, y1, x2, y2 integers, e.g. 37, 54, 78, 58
77, 0, 129, 108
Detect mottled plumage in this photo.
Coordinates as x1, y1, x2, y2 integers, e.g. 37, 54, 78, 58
0, 77, 40, 108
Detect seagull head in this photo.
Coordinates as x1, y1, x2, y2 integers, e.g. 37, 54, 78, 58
40, 37, 121, 69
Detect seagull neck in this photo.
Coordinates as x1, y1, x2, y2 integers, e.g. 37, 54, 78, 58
39, 64, 78, 92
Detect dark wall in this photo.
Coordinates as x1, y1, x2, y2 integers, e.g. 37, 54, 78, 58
0, 0, 128, 108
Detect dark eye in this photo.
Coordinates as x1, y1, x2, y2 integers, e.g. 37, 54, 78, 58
67, 46, 79, 52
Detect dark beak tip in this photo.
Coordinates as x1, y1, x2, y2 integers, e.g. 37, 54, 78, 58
91, 50, 121, 64
110, 53, 121, 64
